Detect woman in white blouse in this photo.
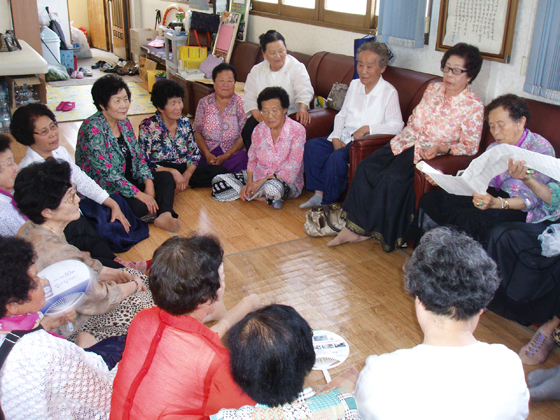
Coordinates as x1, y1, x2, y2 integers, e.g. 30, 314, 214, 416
300, 41, 404, 208
241, 30, 314, 150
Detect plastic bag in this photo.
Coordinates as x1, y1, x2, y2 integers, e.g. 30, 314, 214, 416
71, 25, 92, 58
539, 224, 560, 257
45, 63, 70, 81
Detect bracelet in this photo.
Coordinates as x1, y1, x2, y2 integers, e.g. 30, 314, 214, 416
130, 278, 142, 292
225, 151, 231, 157
499, 197, 504, 209
504, 199, 510, 210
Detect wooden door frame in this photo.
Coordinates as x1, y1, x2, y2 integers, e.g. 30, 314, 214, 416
108, 0, 131, 59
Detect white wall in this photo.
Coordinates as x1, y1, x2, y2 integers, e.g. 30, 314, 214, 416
0, 0, 12, 31
37, 0, 71, 47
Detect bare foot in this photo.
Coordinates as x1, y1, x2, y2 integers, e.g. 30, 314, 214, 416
211, 294, 262, 338
154, 212, 182, 232
327, 227, 369, 247
76, 332, 98, 349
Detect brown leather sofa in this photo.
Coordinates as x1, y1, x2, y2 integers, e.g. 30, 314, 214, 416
413, 98, 560, 209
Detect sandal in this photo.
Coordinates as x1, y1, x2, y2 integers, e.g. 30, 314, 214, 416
519, 327, 555, 365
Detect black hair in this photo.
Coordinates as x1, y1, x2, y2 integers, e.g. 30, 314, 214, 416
10, 103, 57, 146
0, 236, 38, 318
440, 43, 483, 84
257, 87, 290, 111
212, 63, 238, 82
91, 74, 132, 112
149, 234, 223, 315
13, 158, 72, 224
404, 227, 500, 321
259, 30, 286, 52
485, 94, 530, 128
0, 133, 11, 154
150, 79, 185, 110
227, 304, 316, 407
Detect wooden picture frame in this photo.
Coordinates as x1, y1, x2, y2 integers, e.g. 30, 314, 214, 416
212, 12, 241, 62
436, 0, 519, 63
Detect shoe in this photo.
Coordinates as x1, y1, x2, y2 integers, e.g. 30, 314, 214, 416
91, 60, 105, 69
56, 101, 67, 111
62, 102, 75, 111
71, 70, 78, 78
75, 71, 84, 79
79, 67, 93, 77
100, 63, 113, 72
272, 200, 283, 209
519, 327, 556, 365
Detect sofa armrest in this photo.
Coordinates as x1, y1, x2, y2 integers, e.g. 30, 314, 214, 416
347, 134, 394, 187
287, 108, 338, 141
413, 154, 478, 209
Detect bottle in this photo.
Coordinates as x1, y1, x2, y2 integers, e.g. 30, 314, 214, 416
1, 108, 10, 133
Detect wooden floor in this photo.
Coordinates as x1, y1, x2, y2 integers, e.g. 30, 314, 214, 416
12, 85, 560, 418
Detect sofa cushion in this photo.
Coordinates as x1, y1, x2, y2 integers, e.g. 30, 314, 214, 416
307, 52, 355, 99
230, 41, 263, 83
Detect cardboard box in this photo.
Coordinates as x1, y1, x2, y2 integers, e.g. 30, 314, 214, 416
145, 58, 158, 71
130, 28, 159, 56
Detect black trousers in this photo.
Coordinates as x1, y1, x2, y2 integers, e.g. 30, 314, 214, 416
64, 216, 121, 268
158, 161, 228, 189
124, 171, 177, 219
241, 115, 259, 151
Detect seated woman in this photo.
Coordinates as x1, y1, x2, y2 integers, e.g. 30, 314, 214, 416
0, 134, 26, 237
328, 43, 484, 251
355, 227, 529, 419
411, 94, 555, 245
194, 63, 248, 173
14, 159, 152, 342
76, 75, 181, 233
139, 79, 227, 192
211, 304, 359, 420
212, 87, 305, 209
11, 103, 149, 259
242, 30, 313, 149
301, 41, 403, 208
111, 234, 261, 419
0, 236, 115, 419
485, 162, 560, 366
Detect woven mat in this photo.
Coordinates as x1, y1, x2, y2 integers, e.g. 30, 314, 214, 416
47, 82, 155, 122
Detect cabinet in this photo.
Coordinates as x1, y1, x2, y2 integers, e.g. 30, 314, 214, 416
163, 29, 188, 79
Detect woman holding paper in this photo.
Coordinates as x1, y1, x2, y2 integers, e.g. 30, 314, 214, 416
410, 94, 555, 245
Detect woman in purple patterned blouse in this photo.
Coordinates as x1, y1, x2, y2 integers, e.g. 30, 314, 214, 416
194, 63, 248, 173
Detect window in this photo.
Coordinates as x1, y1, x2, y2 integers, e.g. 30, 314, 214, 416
251, 0, 377, 32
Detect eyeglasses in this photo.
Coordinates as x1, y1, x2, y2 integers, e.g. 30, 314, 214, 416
34, 121, 58, 137
0, 157, 16, 171
65, 185, 78, 204
441, 65, 468, 76
261, 108, 283, 117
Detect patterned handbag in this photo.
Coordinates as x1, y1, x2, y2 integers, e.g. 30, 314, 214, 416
0, 30, 22, 52
325, 83, 348, 111
304, 204, 345, 237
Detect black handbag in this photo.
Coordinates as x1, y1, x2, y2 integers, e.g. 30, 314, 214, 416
190, 11, 220, 33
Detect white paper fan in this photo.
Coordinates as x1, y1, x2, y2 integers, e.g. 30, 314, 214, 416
312, 330, 349, 383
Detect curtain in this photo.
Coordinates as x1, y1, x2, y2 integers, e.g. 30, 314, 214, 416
377, 0, 427, 49
524, 0, 560, 100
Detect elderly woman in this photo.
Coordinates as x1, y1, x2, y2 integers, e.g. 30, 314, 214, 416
139, 79, 227, 193
10, 103, 149, 258
328, 43, 484, 251
355, 227, 529, 419
241, 30, 313, 149
14, 159, 152, 342
301, 41, 404, 208
411, 94, 555, 244
76, 75, 180, 233
212, 87, 305, 209
0, 236, 116, 419
111, 234, 261, 419
211, 304, 359, 420
194, 63, 248, 173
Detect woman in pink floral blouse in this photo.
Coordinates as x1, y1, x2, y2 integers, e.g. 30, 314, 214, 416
328, 43, 484, 252
212, 87, 305, 209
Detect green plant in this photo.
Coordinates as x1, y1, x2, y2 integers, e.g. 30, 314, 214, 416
155, 71, 167, 78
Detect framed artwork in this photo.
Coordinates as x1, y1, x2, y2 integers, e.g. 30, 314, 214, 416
436, 0, 519, 63
230, 0, 250, 41
212, 12, 241, 62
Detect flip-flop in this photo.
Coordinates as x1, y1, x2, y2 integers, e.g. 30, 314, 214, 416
56, 101, 67, 111
62, 102, 75, 112
79, 67, 93, 77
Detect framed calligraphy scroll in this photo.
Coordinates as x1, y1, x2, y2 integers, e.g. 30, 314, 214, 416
436, 0, 519, 63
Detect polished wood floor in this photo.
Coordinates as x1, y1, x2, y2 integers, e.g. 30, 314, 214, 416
11, 89, 560, 419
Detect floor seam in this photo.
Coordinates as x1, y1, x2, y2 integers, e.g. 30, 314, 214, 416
224, 235, 312, 258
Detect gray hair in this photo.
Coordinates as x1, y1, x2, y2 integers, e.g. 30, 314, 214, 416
357, 41, 390, 68
403, 227, 500, 321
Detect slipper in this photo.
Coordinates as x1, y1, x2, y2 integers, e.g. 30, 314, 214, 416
91, 60, 106, 69
56, 101, 67, 111
519, 327, 556, 365
71, 70, 78, 79
79, 67, 93, 77
76, 71, 84, 79
62, 102, 75, 112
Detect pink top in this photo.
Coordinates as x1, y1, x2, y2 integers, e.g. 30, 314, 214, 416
248, 117, 305, 192
390, 82, 483, 164
193, 93, 247, 153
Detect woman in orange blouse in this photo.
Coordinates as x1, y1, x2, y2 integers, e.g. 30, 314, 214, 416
328, 43, 484, 252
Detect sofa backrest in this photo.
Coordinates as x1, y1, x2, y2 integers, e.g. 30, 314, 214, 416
230, 41, 263, 83
306, 52, 355, 99
383, 66, 442, 122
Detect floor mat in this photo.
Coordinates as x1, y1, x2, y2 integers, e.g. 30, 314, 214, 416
49, 75, 144, 87
47, 82, 156, 122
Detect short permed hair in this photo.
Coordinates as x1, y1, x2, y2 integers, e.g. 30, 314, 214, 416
227, 304, 316, 407
212, 63, 237, 82
0, 236, 37, 318
440, 43, 483, 84
404, 227, 500, 321
357, 41, 390, 68
150, 79, 185, 110
485, 94, 530, 128
0, 133, 12, 155
257, 86, 290, 111
10, 104, 56, 146
149, 234, 223, 315
259, 30, 286, 52
13, 158, 72, 224
91, 74, 131, 112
